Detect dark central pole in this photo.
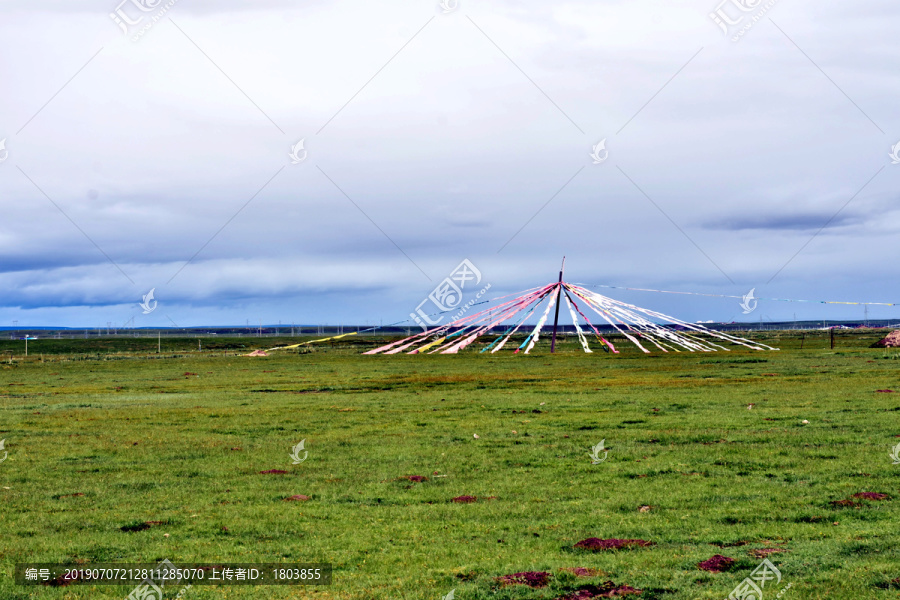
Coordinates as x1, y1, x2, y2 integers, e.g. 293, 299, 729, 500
550, 256, 565, 353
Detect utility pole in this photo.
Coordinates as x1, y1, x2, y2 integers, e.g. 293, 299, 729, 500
550, 256, 565, 354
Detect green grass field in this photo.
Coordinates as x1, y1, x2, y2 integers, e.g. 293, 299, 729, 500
1, 330, 899, 599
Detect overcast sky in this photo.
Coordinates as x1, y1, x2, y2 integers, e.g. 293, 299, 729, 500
1, 0, 898, 329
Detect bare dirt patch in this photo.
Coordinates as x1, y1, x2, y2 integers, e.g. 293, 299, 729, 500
497, 571, 551, 588
452, 495, 477, 503
574, 538, 654, 551
284, 495, 310, 502
851, 492, 890, 501
698, 555, 734, 573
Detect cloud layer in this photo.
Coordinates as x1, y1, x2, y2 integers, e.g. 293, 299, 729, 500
1, 0, 898, 327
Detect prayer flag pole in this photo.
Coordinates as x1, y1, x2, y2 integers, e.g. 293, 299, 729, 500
363, 260, 777, 356
550, 256, 565, 353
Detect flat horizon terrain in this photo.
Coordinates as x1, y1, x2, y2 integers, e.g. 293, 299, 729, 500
1, 330, 899, 599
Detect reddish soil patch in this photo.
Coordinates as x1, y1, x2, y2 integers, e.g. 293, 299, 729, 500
560, 567, 604, 577
749, 548, 786, 559
259, 470, 288, 475
698, 555, 734, 573
830, 499, 862, 508
831, 492, 890, 508
876, 389, 895, 393
556, 582, 642, 599
54, 493, 84, 498
403, 475, 427, 482
284, 495, 310, 502
574, 538, 654, 551
852, 492, 890, 501
183, 372, 198, 376
452, 495, 477, 503
497, 571, 551, 588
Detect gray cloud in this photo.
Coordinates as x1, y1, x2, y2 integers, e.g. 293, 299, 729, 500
703, 213, 861, 232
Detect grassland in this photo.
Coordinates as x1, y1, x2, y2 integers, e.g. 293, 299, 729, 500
1, 330, 899, 599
